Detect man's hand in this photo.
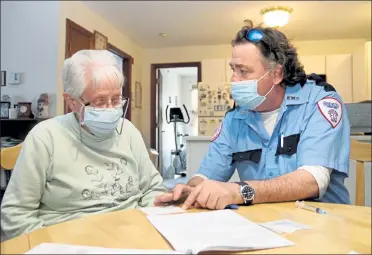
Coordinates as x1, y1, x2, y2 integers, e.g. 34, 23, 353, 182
182, 180, 243, 210
154, 184, 192, 206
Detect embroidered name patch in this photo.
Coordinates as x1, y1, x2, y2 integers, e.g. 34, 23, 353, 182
211, 122, 223, 142
317, 97, 342, 128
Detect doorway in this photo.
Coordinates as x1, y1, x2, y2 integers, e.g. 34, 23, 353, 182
107, 44, 132, 121
150, 63, 202, 179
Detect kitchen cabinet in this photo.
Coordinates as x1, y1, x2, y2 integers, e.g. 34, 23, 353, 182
326, 54, 353, 103
352, 42, 371, 102
299, 54, 353, 103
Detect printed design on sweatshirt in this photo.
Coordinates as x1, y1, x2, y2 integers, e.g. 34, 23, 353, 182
81, 157, 134, 201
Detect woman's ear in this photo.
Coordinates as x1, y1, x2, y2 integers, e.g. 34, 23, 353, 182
63, 93, 77, 112
272, 64, 284, 86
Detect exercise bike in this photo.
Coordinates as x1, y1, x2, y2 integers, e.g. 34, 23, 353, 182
165, 104, 190, 178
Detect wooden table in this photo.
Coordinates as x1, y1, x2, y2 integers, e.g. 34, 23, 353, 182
1, 202, 371, 254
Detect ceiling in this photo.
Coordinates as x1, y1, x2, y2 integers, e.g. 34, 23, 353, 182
83, 1, 371, 49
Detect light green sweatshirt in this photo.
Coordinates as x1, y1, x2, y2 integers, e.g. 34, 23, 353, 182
1, 113, 166, 239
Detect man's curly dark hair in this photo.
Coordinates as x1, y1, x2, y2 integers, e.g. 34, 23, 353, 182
231, 21, 307, 87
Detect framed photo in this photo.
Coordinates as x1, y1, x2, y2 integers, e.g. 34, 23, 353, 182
0, 101, 11, 119
1, 71, 6, 86
135, 81, 142, 109
93, 30, 108, 50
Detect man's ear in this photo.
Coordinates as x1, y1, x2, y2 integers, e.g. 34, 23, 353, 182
272, 64, 284, 86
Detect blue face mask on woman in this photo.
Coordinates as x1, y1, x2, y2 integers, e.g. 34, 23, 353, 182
231, 70, 274, 110
81, 107, 123, 139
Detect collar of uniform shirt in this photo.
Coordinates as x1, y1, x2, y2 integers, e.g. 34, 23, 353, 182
284, 83, 311, 106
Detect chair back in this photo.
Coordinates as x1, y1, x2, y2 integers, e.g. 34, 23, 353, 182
350, 138, 372, 206
0, 143, 23, 170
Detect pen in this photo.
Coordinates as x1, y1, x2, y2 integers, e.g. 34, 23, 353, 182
295, 200, 327, 215
280, 133, 284, 148
225, 204, 239, 210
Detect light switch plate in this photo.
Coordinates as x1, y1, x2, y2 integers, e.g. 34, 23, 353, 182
7, 72, 21, 85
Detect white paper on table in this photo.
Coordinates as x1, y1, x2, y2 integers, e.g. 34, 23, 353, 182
260, 219, 312, 234
348, 251, 360, 254
139, 206, 185, 216
147, 210, 295, 254
25, 243, 182, 254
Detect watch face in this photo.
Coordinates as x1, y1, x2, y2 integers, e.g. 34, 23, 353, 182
242, 185, 254, 201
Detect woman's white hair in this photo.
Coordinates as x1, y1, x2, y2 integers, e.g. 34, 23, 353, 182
62, 50, 125, 98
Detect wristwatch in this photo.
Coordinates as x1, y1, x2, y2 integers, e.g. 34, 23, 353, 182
235, 182, 255, 205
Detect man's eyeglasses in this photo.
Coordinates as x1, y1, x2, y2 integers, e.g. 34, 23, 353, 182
80, 96, 129, 112
238, 28, 279, 61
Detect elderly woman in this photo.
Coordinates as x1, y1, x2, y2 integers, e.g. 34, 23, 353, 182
1, 50, 166, 239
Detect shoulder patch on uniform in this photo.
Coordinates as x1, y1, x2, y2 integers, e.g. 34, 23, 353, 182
210, 122, 223, 142
317, 97, 342, 128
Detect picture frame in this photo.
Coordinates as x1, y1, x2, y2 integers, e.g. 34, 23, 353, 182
1, 71, 6, 86
135, 81, 142, 109
0, 101, 11, 119
93, 30, 108, 50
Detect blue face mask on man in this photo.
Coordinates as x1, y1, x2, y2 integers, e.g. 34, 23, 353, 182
231, 70, 274, 110
81, 106, 123, 139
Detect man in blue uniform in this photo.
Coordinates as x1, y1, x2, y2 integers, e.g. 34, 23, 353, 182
155, 23, 350, 209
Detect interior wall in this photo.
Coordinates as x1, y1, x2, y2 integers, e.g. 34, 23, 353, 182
57, 1, 144, 130
0, 1, 60, 117
140, 38, 368, 146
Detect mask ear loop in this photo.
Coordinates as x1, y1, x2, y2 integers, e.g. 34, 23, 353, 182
257, 69, 275, 97
72, 99, 85, 160
116, 98, 129, 135
257, 69, 272, 82
78, 107, 85, 151
264, 84, 275, 97
74, 100, 87, 144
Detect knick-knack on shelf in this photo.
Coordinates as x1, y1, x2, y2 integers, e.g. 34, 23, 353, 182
37, 93, 50, 118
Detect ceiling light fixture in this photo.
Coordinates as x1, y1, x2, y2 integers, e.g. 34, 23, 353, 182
158, 33, 168, 38
260, 6, 293, 28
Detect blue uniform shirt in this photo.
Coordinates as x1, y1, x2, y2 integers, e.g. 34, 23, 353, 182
197, 80, 351, 204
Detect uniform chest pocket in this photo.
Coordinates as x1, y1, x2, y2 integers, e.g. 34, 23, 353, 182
232, 149, 262, 165
275, 133, 300, 156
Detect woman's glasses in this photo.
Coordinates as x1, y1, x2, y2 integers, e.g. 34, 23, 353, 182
80, 96, 128, 112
